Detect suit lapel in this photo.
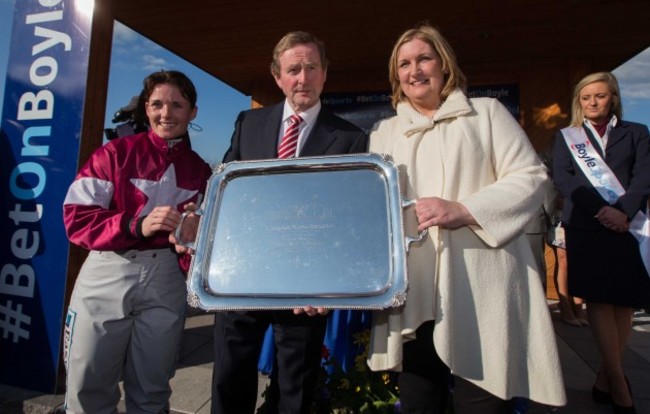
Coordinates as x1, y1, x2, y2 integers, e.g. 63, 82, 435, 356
582, 125, 606, 158
300, 107, 337, 156
259, 104, 284, 158
605, 123, 627, 152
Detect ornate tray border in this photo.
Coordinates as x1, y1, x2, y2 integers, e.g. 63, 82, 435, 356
184, 153, 424, 310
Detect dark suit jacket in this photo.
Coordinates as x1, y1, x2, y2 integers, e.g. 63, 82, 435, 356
551, 119, 650, 230
222, 101, 369, 162
212, 101, 369, 414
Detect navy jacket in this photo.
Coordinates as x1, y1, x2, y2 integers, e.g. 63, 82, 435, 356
222, 102, 368, 162
551, 120, 650, 230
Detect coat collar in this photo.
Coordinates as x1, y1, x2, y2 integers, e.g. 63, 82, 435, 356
252, 102, 339, 158
146, 129, 191, 153
397, 89, 472, 137
581, 117, 628, 156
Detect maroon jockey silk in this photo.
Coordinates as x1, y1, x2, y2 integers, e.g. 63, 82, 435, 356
63, 129, 211, 252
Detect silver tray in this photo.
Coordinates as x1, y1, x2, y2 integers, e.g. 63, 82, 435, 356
179, 153, 425, 310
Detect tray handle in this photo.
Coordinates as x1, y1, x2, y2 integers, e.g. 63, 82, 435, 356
174, 208, 203, 249
402, 198, 428, 252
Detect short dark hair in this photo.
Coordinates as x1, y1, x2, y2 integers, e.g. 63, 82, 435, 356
142, 70, 197, 108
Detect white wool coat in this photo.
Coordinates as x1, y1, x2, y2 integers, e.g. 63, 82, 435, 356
367, 90, 566, 406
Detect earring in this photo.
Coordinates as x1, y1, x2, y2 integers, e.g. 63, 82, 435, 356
189, 122, 203, 132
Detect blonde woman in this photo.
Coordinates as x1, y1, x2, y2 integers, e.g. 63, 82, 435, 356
552, 71, 650, 414
367, 24, 565, 413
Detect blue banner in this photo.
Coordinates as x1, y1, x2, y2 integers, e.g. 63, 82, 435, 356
468, 83, 520, 120
322, 91, 395, 134
0, 0, 92, 392
324, 84, 520, 132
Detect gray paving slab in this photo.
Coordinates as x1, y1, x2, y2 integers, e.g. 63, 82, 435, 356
1, 304, 649, 413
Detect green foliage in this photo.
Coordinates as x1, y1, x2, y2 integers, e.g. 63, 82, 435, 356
312, 329, 399, 414
256, 329, 400, 414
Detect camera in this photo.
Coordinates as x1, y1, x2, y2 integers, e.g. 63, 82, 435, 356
103, 94, 148, 140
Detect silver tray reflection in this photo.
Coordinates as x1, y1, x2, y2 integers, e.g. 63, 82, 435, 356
183, 153, 424, 310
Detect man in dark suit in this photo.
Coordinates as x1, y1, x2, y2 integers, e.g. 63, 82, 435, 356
211, 31, 368, 414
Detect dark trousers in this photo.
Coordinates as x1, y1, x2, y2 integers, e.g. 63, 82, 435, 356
399, 321, 512, 414
398, 321, 450, 414
453, 376, 513, 414
211, 310, 327, 414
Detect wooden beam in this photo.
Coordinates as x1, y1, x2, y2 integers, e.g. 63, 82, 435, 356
64, 0, 115, 326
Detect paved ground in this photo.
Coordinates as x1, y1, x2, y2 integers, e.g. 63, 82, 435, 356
1, 303, 649, 413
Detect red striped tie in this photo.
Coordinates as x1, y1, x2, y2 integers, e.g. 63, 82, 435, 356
277, 114, 302, 159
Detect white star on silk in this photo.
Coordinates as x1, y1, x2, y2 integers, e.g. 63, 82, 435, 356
130, 164, 197, 216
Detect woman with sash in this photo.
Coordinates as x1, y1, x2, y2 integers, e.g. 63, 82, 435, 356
552, 71, 650, 414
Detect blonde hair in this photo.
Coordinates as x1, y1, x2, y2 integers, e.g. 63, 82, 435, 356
388, 24, 467, 108
570, 71, 622, 126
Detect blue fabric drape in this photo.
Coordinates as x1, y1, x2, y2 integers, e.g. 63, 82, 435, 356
257, 310, 372, 374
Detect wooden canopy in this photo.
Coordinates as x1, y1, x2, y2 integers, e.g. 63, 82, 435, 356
85, 0, 649, 153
